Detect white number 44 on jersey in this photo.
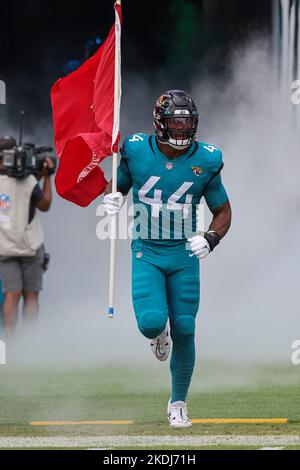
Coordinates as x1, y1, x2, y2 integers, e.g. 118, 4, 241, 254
138, 176, 193, 218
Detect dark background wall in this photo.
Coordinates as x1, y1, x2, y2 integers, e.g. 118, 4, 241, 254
0, 0, 272, 134
0, 0, 272, 70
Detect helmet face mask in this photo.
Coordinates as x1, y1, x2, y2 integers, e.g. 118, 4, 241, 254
164, 116, 197, 149
153, 90, 199, 150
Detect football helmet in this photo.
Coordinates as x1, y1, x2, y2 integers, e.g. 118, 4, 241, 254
153, 90, 199, 150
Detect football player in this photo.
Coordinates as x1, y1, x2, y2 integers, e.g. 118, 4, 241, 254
103, 90, 231, 427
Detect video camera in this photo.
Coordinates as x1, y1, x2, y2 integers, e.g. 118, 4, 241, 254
1, 143, 56, 179
0, 111, 57, 179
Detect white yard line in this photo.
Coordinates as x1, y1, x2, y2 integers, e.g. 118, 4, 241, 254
260, 447, 286, 450
0, 435, 299, 449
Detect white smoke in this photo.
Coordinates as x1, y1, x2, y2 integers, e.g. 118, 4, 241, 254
2, 7, 300, 381
193, 36, 300, 364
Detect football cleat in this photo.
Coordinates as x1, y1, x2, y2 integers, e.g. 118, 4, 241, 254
167, 399, 192, 428
150, 324, 171, 361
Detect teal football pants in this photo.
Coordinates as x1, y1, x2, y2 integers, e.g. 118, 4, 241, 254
131, 240, 200, 403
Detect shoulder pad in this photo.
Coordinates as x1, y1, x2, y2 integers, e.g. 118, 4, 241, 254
121, 133, 148, 158
197, 142, 223, 173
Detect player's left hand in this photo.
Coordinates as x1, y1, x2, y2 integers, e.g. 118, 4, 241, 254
188, 235, 210, 260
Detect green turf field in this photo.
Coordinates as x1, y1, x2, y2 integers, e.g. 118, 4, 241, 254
0, 361, 299, 450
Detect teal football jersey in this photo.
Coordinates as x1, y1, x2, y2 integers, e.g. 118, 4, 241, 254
117, 133, 229, 243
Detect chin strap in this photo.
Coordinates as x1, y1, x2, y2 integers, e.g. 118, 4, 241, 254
168, 142, 190, 150
157, 136, 191, 150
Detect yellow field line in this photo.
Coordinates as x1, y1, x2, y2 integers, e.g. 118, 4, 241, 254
191, 418, 289, 424
30, 420, 134, 426
30, 418, 289, 426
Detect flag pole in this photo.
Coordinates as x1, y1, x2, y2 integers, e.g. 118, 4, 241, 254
108, 0, 122, 318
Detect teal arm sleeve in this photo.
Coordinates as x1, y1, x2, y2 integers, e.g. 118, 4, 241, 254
203, 173, 229, 210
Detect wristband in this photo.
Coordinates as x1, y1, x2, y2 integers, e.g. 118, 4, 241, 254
204, 231, 221, 252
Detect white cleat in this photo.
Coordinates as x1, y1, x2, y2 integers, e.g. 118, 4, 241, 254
150, 324, 171, 362
167, 399, 192, 428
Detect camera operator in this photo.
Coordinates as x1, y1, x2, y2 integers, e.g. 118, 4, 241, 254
0, 136, 54, 336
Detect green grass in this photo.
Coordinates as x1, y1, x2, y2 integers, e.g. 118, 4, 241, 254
0, 362, 299, 449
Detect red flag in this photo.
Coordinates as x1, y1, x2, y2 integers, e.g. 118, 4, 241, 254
51, 3, 122, 207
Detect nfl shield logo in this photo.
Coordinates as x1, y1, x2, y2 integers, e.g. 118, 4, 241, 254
166, 162, 173, 170
0, 194, 11, 211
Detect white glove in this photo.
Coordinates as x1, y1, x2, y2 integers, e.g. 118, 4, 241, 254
103, 192, 123, 215
188, 235, 211, 260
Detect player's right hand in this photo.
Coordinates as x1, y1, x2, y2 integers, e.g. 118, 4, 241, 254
103, 192, 123, 216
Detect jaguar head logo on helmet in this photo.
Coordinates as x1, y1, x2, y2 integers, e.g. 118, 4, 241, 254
153, 90, 199, 150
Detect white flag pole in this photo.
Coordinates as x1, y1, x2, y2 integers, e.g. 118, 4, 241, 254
108, 0, 122, 318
